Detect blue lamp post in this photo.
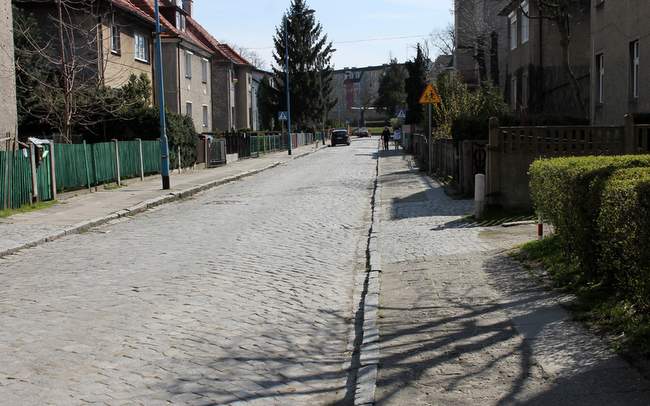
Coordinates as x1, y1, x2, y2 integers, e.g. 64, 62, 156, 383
154, 0, 171, 190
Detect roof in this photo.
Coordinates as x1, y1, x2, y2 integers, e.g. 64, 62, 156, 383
111, 0, 155, 24
185, 15, 251, 66
127, 0, 212, 53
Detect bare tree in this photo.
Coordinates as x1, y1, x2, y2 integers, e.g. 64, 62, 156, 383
230, 44, 267, 70
14, 0, 132, 142
430, 24, 455, 57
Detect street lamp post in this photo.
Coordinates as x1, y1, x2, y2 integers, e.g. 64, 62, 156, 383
154, 0, 171, 190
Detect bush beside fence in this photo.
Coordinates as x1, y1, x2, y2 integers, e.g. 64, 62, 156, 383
530, 155, 650, 306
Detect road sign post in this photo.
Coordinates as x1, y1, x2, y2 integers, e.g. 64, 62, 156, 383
419, 84, 441, 175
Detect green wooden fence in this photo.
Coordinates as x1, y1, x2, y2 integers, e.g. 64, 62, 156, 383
1, 140, 161, 209
1, 145, 53, 210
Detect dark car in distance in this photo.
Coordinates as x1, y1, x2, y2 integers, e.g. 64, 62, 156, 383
331, 129, 351, 146
356, 127, 370, 138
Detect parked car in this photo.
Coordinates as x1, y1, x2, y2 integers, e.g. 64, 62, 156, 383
331, 129, 351, 146
357, 127, 370, 138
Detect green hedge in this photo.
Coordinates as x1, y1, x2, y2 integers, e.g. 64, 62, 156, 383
598, 168, 650, 311
530, 155, 650, 282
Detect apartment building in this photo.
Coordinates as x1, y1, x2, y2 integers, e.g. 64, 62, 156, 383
591, 0, 650, 125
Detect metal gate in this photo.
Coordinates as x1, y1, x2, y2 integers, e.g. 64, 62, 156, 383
207, 138, 227, 167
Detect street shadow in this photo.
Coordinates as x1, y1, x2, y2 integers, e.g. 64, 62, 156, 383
373, 253, 650, 405
161, 307, 358, 405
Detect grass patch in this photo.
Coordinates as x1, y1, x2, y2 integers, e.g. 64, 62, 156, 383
515, 235, 650, 356
0, 200, 57, 218
103, 182, 126, 191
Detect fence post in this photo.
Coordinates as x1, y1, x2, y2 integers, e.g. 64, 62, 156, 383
137, 138, 145, 181
113, 139, 121, 186
83, 141, 91, 191
624, 114, 636, 154
48, 141, 57, 200
29, 142, 39, 203
487, 117, 500, 206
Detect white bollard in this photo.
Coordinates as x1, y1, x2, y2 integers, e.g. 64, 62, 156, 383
474, 173, 486, 219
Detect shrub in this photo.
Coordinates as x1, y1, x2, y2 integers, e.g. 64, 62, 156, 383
598, 168, 650, 311
167, 113, 198, 167
529, 155, 650, 283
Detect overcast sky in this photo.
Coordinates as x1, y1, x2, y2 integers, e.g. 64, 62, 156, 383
193, 0, 454, 70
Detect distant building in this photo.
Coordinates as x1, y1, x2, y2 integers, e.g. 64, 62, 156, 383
329, 64, 404, 127
251, 69, 274, 131
0, 0, 17, 147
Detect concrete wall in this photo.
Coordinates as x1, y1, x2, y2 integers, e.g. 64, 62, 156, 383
101, 13, 154, 88
591, 0, 650, 125
161, 41, 179, 114
0, 0, 17, 146
235, 67, 252, 129
178, 46, 211, 133
211, 62, 234, 131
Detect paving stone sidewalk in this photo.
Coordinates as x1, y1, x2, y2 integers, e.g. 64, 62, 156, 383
0, 144, 321, 256
375, 149, 650, 405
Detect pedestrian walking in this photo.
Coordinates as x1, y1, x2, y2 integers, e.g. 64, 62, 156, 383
382, 127, 391, 151
393, 128, 402, 150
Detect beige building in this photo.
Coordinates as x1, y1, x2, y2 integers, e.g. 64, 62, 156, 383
591, 0, 650, 125
0, 0, 18, 147
100, 1, 156, 88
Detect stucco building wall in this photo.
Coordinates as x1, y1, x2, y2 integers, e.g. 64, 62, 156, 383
0, 0, 17, 146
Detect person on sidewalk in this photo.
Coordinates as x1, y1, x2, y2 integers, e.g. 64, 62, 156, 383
382, 127, 391, 151
393, 128, 402, 150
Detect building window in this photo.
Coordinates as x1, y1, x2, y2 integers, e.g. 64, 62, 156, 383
186, 101, 192, 118
134, 33, 149, 62
110, 24, 121, 54
509, 11, 518, 50
521, 1, 529, 44
631, 40, 640, 99
596, 53, 604, 104
201, 59, 208, 83
202, 105, 208, 128
176, 12, 186, 31
185, 51, 193, 79
511, 76, 518, 109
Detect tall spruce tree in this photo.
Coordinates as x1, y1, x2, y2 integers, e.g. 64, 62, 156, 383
272, 0, 335, 130
404, 44, 428, 126
375, 58, 407, 117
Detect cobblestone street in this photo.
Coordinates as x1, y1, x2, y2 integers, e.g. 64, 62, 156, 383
0, 139, 378, 405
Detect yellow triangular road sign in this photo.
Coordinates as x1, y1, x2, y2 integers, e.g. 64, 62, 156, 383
419, 84, 441, 105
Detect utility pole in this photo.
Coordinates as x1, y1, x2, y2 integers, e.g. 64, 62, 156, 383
154, 0, 171, 190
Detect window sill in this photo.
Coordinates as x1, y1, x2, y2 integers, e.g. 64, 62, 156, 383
185, 76, 192, 80
134, 57, 150, 65
110, 49, 121, 56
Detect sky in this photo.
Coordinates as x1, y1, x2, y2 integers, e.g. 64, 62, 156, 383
193, 0, 454, 70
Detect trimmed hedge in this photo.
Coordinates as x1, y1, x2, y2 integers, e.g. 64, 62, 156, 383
530, 155, 650, 282
598, 168, 650, 311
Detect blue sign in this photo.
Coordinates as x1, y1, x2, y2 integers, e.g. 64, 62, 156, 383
397, 110, 406, 119
278, 111, 288, 121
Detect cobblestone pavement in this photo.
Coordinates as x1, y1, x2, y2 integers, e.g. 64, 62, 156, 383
0, 143, 322, 256
375, 150, 650, 405
0, 139, 378, 405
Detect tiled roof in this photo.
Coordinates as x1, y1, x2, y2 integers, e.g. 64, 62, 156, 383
111, 0, 155, 24
217, 44, 251, 66
185, 16, 251, 66
127, 0, 212, 53
111, 0, 252, 64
